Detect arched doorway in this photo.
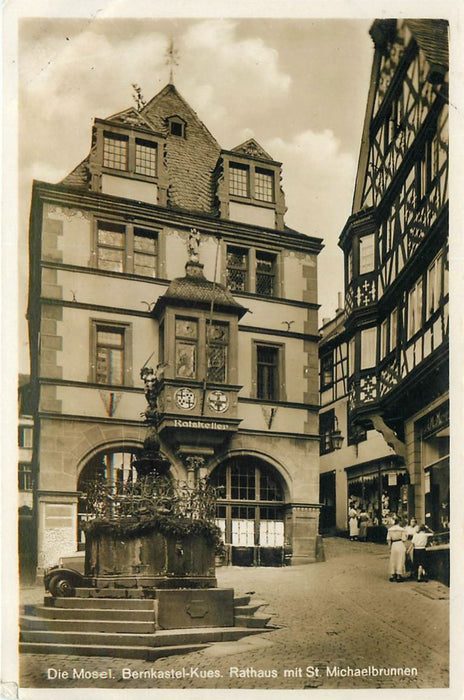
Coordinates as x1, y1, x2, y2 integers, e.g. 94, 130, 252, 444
209, 455, 287, 566
77, 448, 141, 549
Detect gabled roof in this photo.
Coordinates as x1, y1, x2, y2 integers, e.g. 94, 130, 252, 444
230, 138, 274, 161
105, 106, 158, 130
141, 83, 220, 147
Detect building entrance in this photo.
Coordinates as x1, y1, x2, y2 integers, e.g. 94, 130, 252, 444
209, 456, 286, 566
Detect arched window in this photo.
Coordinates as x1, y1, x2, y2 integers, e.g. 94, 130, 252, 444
77, 449, 141, 548
209, 456, 286, 564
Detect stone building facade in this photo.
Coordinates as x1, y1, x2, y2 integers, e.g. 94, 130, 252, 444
27, 83, 322, 574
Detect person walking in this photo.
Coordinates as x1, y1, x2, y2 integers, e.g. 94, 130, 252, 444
386, 516, 407, 582
348, 503, 360, 541
411, 524, 434, 582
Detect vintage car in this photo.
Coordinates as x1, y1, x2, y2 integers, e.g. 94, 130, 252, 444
44, 551, 87, 596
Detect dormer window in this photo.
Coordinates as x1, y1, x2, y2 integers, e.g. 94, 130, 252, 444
230, 164, 249, 197
103, 133, 128, 171
255, 168, 274, 202
135, 139, 157, 177
168, 116, 186, 138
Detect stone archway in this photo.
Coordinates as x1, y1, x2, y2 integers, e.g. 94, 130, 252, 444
209, 454, 288, 567
77, 447, 142, 549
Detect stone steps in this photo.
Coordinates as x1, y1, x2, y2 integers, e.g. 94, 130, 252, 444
20, 615, 156, 634
234, 601, 269, 616
234, 614, 272, 628
44, 596, 154, 610
19, 642, 210, 661
19, 626, 265, 651
28, 605, 154, 621
20, 591, 273, 657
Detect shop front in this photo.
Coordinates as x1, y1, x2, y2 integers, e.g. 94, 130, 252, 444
346, 457, 409, 540
417, 401, 449, 537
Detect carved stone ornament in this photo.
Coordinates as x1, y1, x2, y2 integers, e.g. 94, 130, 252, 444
175, 387, 197, 410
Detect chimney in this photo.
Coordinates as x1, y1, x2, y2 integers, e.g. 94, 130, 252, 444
336, 292, 343, 313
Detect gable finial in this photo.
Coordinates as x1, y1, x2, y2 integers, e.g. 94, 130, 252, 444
165, 38, 180, 84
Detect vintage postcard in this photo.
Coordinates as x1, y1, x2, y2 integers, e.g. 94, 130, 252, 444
2, 0, 463, 698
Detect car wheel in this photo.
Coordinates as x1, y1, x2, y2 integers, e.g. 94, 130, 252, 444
48, 574, 75, 597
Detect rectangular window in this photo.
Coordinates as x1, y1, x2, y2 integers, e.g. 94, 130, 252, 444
231, 467, 256, 501
347, 248, 353, 283
255, 168, 274, 202
348, 336, 356, 376
207, 322, 229, 383
229, 164, 249, 197
408, 279, 423, 338
256, 251, 276, 296
257, 345, 279, 401
380, 318, 388, 359
427, 252, 443, 317
96, 326, 125, 385
133, 228, 157, 277
226, 246, 248, 292
18, 464, 33, 491
18, 426, 33, 448
390, 308, 398, 350
360, 327, 377, 369
175, 318, 198, 379
359, 233, 375, 274
97, 222, 125, 272
96, 221, 157, 277
319, 410, 335, 455
135, 139, 157, 177
321, 353, 334, 389
103, 132, 128, 171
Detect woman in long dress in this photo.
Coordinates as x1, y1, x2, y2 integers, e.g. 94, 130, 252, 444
348, 504, 359, 541
358, 508, 370, 541
386, 516, 407, 582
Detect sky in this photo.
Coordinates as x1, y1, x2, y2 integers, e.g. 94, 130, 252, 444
17, 15, 375, 372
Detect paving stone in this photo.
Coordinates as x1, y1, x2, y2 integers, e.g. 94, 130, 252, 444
19, 537, 450, 690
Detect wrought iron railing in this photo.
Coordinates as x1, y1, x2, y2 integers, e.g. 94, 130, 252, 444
81, 474, 218, 523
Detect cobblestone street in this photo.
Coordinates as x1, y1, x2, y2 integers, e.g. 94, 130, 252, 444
19, 537, 450, 692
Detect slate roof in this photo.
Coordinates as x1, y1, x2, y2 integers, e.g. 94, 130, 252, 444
60, 159, 90, 188
154, 262, 248, 319
405, 19, 449, 71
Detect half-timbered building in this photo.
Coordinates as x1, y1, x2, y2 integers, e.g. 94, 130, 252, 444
325, 19, 449, 536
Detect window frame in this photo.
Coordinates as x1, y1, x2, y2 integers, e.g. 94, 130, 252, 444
225, 243, 279, 297
319, 409, 336, 455
320, 351, 334, 390
93, 218, 158, 278
18, 426, 33, 449
206, 320, 229, 384
175, 317, 199, 380
90, 320, 133, 387
18, 463, 33, 491
427, 252, 443, 318
95, 121, 162, 184
227, 158, 279, 209
167, 115, 186, 138
360, 327, 377, 370
407, 278, 423, 339
253, 341, 286, 402
359, 233, 376, 275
